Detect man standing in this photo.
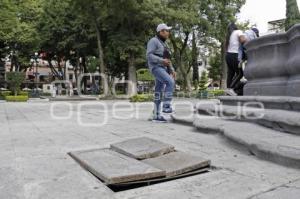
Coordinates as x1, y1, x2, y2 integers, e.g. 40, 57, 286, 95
146, 23, 176, 122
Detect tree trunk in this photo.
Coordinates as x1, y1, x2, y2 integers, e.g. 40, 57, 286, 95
74, 57, 80, 88
95, 23, 105, 74
192, 31, 199, 90
48, 59, 60, 79
10, 54, 14, 72
170, 33, 191, 91
220, 42, 227, 89
57, 57, 64, 80
94, 21, 108, 96
64, 60, 67, 80
128, 53, 137, 97
82, 56, 88, 94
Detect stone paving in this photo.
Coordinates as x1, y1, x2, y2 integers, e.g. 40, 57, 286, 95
0, 100, 300, 199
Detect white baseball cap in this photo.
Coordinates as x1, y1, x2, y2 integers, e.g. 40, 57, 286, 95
156, 23, 172, 32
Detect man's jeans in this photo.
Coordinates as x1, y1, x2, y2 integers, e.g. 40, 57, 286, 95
151, 66, 175, 117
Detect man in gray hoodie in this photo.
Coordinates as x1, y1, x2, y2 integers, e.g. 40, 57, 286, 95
146, 23, 176, 122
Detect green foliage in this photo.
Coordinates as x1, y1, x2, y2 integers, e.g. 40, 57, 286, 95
208, 51, 222, 82
5, 95, 28, 102
209, 89, 225, 97
199, 70, 209, 91
196, 89, 225, 99
286, 0, 300, 30
0, 0, 247, 93
6, 72, 25, 95
174, 91, 198, 98
130, 94, 154, 102
206, 0, 246, 88
0, 0, 42, 70
0, 91, 12, 100
18, 91, 29, 96
39, 0, 93, 57
87, 56, 99, 73
137, 69, 154, 82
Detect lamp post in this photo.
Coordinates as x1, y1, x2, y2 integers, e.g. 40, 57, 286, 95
34, 52, 39, 96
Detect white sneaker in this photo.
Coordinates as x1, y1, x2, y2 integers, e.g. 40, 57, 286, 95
225, 89, 237, 96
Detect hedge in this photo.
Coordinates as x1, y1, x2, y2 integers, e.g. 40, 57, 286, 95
0, 91, 28, 100
0, 91, 12, 100
5, 95, 29, 102
18, 91, 29, 96
136, 68, 154, 81
197, 89, 225, 99
130, 94, 154, 102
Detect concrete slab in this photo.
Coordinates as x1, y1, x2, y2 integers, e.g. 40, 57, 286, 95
110, 137, 175, 160
69, 149, 166, 185
252, 186, 300, 199
142, 151, 210, 177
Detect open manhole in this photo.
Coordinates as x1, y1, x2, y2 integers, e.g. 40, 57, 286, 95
69, 137, 211, 192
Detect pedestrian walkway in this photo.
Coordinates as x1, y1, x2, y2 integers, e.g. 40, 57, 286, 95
0, 100, 299, 199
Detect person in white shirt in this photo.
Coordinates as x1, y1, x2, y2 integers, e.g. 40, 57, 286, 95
225, 22, 247, 96
232, 27, 260, 96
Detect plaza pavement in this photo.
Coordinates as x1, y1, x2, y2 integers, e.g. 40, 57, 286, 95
0, 99, 299, 199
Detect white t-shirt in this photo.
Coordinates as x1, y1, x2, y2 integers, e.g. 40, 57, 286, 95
227, 30, 245, 53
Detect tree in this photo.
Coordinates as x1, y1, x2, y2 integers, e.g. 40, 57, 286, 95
38, 0, 99, 92
286, 0, 300, 30
6, 72, 25, 96
106, 0, 162, 96
163, 0, 210, 91
0, 0, 41, 72
73, 0, 108, 76
199, 70, 208, 91
207, 0, 246, 88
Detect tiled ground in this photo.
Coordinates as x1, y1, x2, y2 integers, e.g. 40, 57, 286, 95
0, 100, 299, 199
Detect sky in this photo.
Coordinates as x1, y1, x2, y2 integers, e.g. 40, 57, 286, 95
238, 0, 300, 33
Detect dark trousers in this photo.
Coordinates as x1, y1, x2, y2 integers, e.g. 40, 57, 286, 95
226, 53, 239, 89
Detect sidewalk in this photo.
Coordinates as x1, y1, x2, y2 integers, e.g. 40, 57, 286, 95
0, 100, 299, 199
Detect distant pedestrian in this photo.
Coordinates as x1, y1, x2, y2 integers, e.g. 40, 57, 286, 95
69, 83, 74, 97
146, 23, 176, 123
52, 86, 57, 98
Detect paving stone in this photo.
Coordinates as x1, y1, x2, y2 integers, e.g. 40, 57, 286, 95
252, 186, 300, 199
110, 137, 175, 160
142, 151, 211, 177
2, 101, 300, 199
69, 149, 166, 185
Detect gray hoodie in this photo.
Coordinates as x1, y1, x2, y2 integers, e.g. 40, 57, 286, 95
146, 36, 175, 73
